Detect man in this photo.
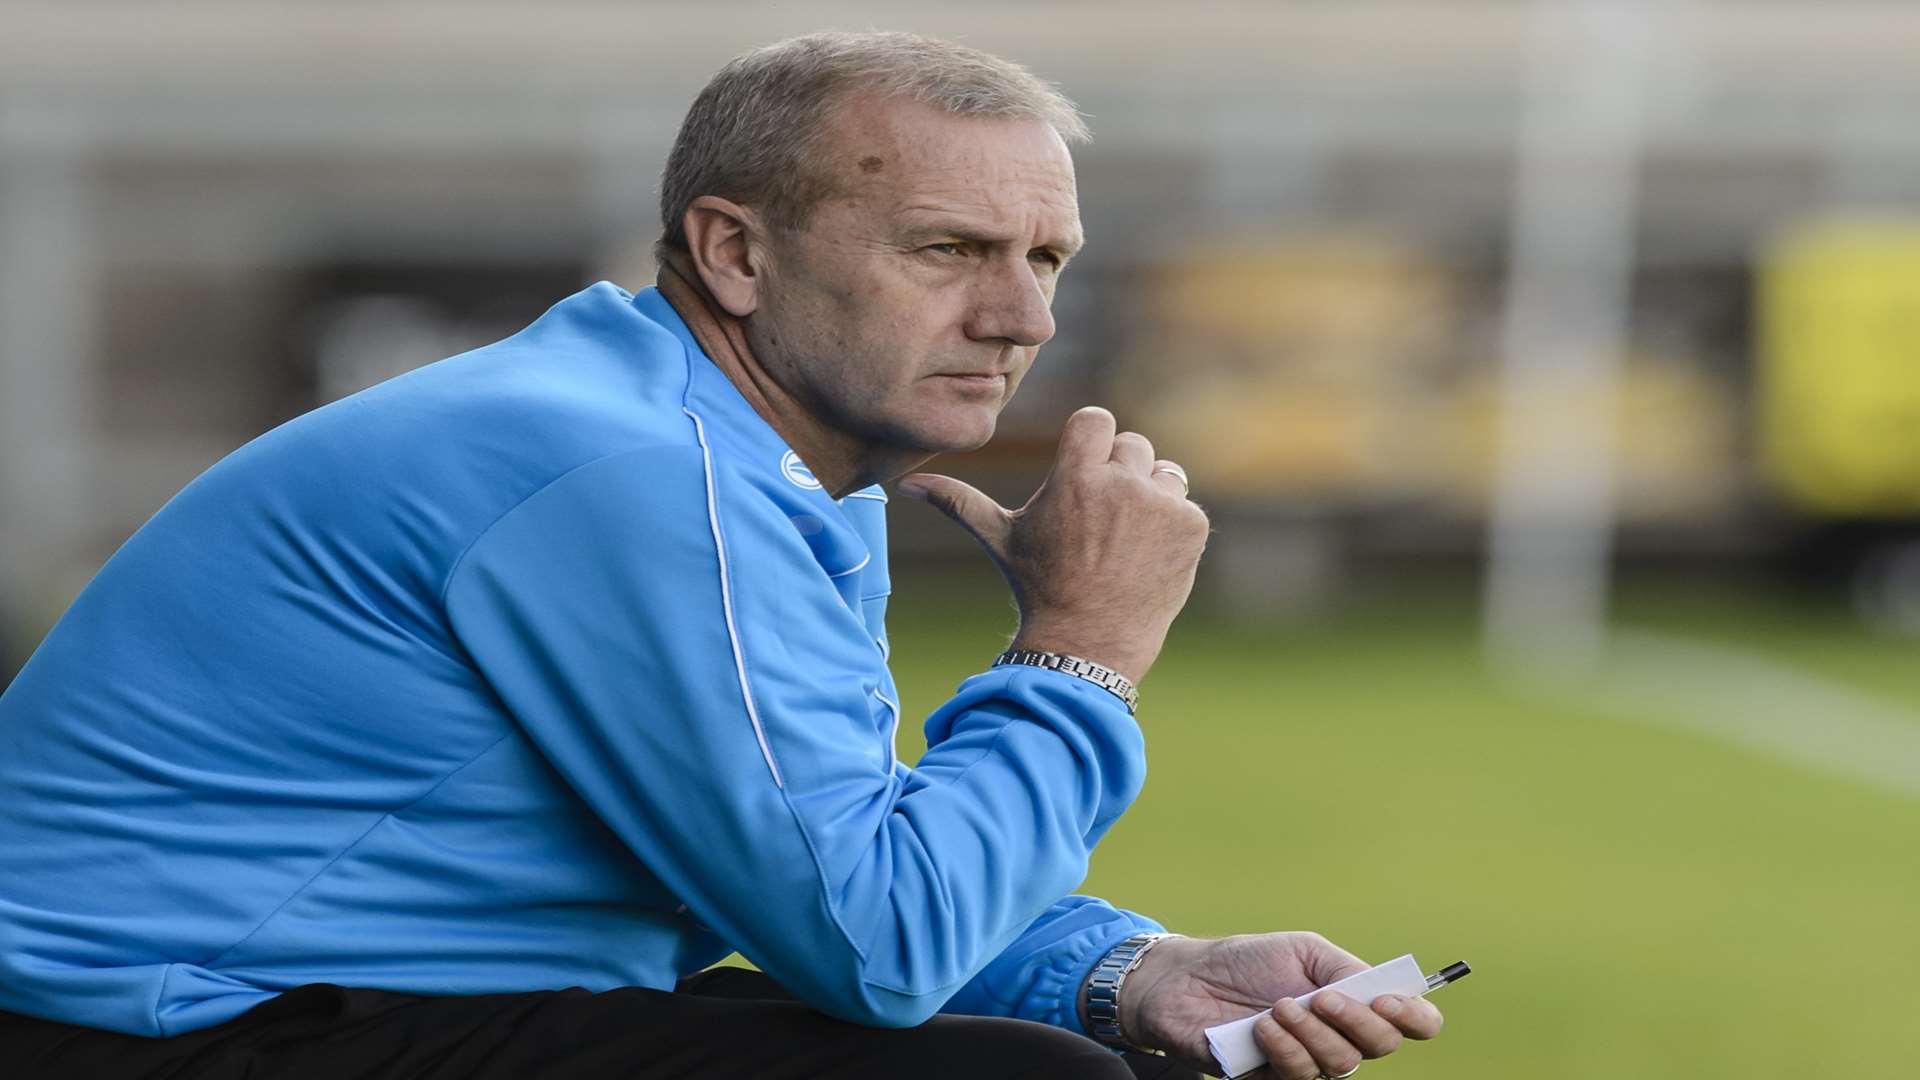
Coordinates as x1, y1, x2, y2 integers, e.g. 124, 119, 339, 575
0, 31, 1444, 1079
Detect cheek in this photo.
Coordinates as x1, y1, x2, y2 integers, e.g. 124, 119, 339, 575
772, 269, 870, 361
858, 290, 961, 366
822, 271, 918, 345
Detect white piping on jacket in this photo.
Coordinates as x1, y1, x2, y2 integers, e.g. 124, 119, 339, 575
873, 686, 901, 773
683, 406, 785, 788
828, 552, 873, 579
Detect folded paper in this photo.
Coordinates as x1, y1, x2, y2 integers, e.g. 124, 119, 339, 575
1203, 954, 1428, 1079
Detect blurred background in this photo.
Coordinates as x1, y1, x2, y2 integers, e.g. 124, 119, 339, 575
2, 1, 1916, 1076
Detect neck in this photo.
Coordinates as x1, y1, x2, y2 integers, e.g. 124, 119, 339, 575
655, 253, 924, 498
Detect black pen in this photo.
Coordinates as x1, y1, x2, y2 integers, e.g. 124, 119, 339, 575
1425, 960, 1472, 992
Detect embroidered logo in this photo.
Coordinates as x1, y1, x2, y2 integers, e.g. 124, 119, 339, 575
780, 450, 822, 490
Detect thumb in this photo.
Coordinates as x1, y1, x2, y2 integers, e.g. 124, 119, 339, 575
1299, 935, 1370, 989
896, 473, 1011, 553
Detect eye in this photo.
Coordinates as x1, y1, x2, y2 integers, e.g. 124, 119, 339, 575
1028, 249, 1064, 270
924, 242, 966, 257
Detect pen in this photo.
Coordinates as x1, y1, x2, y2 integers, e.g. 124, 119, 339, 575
1424, 961, 1472, 992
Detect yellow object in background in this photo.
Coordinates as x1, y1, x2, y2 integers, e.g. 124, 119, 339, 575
1759, 219, 1920, 515
1125, 231, 1740, 520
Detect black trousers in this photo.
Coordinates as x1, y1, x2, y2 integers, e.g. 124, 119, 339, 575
1, 968, 1202, 1079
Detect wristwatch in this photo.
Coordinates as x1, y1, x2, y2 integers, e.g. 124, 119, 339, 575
1082, 931, 1174, 1049
992, 649, 1139, 713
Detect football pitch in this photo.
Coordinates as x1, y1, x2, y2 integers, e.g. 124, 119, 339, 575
884, 568, 1920, 1079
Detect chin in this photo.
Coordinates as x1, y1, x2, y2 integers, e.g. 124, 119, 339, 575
923, 411, 1001, 453
870, 396, 1005, 456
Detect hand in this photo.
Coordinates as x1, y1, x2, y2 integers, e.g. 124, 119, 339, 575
896, 406, 1208, 683
1118, 933, 1444, 1079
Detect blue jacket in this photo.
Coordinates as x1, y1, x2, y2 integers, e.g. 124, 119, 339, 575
0, 283, 1160, 1038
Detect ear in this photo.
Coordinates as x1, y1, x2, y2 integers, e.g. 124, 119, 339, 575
681, 196, 763, 318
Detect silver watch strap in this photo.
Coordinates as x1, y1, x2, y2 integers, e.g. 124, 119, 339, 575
1083, 932, 1173, 1048
992, 649, 1139, 713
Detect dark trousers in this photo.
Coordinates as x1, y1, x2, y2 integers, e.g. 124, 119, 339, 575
1, 968, 1201, 1079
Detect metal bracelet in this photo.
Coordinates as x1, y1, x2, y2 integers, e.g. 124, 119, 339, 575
1083, 932, 1175, 1049
992, 649, 1139, 713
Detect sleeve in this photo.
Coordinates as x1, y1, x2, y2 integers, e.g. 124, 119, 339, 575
442, 447, 1149, 1028
940, 894, 1165, 1034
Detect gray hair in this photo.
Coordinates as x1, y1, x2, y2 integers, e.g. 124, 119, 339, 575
657, 31, 1089, 255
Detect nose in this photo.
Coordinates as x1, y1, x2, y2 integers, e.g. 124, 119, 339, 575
963, 255, 1056, 348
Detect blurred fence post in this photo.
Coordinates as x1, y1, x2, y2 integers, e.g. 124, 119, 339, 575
0, 112, 99, 667
1483, 0, 1661, 679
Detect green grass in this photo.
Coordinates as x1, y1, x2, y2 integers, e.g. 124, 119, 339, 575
882, 566, 1920, 1079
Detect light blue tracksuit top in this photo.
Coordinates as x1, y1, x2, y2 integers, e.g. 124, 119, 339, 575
0, 283, 1160, 1038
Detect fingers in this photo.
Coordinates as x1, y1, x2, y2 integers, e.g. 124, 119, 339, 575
894, 473, 1012, 553
1108, 435, 1195, 503
1310, 992, 1404, 1058
1250, 992, 1438, 1080
1251, 1013, 1323, 1080
984, 404, 1209, 682
1056, 408, 1191, 498
1108, 430, 1154, 472
1240, 934, 1440, 1078
1054, 405, 1118, 470
1371, 994, 1444, 1040
1148, 459, 1189, 498
1254, 996, 1370, 1080
1267, 991, 1374, 1076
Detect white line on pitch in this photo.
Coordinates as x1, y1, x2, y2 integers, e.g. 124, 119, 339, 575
1558, 627, 1920, 800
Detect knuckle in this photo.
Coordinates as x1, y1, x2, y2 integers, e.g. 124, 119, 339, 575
1370, 1030, 1404, 1057
1254, 1018, 1316, 1080
1254, 1015, 1294, 1050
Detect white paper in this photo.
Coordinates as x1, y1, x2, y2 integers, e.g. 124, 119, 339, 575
1203, 954, 1427, 1079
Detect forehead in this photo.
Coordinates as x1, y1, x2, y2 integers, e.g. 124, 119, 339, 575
814, 95, 1081, 242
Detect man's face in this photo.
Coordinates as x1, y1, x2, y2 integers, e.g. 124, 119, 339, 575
744, 96, 1083, 458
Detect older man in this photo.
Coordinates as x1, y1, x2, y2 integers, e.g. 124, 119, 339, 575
0, 32, 1442, 1080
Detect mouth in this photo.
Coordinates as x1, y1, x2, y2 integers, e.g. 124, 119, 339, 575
933, 373, 1009, 396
